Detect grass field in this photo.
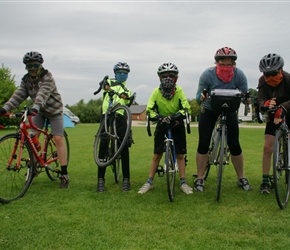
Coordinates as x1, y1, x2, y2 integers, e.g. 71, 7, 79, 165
0, 123, 290, 250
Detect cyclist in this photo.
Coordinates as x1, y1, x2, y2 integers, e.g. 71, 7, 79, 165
256, 53, 290, 194
0, 51, 69, 188
194, 47, 252, 192
96, 62, 132, 193
138, 62, 193, 195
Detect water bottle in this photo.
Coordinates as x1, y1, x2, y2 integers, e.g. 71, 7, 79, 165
30, 134, 41, 152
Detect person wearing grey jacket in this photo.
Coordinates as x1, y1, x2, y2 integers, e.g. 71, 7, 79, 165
0, 51, 69, 189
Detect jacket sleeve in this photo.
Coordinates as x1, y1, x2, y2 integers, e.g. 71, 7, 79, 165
177, 87, 191, 117
3, 81, 28, 112
146, 89, 159, 120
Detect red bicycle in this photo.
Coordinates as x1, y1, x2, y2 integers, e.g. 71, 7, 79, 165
0, 107, 70, 203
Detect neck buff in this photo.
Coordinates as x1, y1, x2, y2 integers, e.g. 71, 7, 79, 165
115, 72, 128, 83
264, 72, 283, 87
216, 64, 235, 83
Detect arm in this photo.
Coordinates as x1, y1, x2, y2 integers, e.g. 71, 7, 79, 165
146, 89, 162, 121
3, 81, 28, 112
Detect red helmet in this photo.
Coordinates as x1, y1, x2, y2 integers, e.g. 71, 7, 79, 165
214, 47, 237, 61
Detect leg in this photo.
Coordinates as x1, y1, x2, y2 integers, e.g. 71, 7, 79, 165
195, 109, 217, 191
226, 112, 251, 191
138, 153, 162, 194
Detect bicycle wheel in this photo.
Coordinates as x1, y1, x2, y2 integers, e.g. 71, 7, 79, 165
0, 134, 34, 203
216, 125, 226, 201
273, 129, 290, 209
45, 130, 70, 181
165, 140, 176, 202
94, 105, 132, 167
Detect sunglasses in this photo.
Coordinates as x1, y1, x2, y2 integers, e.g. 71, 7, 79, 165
26, 63, 41, 69
116, 70, 128, 74
160, 74, 177, 78
263, 70, 280, 77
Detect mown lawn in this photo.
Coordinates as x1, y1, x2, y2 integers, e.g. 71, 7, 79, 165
0, 123, 289, 250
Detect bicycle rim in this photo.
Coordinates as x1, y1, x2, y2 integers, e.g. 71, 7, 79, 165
45, 131, 70, 180
273, 129, 290, 209
0, 134, 34, 203
94, 105, 131, 167
165, 141, 176, 202
216, 125, 226, 201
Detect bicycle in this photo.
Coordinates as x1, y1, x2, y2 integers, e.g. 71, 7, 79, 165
146, 109, 191, 202
269, 107, 290, 209
93, 80, 135, 183
200, 89, 249, 201
0, 107, 70, 203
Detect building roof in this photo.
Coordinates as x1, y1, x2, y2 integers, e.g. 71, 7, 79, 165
129, 105, 147, 114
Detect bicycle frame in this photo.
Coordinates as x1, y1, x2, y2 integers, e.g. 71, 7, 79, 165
164, 127, 177, 172
208, 113, 230, 166
2, 110, 60, 172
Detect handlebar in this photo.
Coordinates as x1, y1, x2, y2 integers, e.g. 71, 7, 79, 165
0, 107, 37, 130
146, 109, 191, 137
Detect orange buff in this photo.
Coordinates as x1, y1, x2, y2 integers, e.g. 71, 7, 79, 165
264, 72, 283, 87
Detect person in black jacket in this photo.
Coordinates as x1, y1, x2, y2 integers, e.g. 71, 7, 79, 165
256, 53, 290, 194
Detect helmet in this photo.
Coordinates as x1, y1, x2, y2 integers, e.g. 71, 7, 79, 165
113, 62, 130, 73
23, 51, 44, 64
259, 53, 284, 72
157, 63, 179, 76
214, 47, 237, 61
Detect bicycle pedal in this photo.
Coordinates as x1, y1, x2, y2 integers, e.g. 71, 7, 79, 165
192, 174, 198, 178
156, 165, 164, 177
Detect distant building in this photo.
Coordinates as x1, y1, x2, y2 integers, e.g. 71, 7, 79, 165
129, 105, 147, 120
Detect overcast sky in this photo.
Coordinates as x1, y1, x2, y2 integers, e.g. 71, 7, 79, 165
1, 1, 290, 106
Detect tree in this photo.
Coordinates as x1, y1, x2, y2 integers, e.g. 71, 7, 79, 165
0, 64, 17, 106
188, 98, 200, 121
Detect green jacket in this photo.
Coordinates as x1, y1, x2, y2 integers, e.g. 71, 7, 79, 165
147, 85, 191, 120
102, 78, 132, 114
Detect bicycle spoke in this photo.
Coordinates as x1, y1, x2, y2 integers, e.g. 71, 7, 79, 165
0, 134, 34, 203
273, 129, 290, 209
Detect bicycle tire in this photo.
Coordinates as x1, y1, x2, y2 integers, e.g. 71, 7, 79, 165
45, 130, 70, 181
165, 140, 176, 202
216, 124, 226, 201
0, 134, 34, 203
273, 128, 290, 209
94, 105, 132, 167
205, 124, 222, 180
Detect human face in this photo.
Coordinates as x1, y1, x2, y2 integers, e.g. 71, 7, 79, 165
217, 58, 234, 66
26, 61, 42, 77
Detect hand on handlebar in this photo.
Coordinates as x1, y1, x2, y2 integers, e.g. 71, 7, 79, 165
261, 98, 276, 112
274, 106, 286, 125
200, 89, 208, 102
27, 108, 38, 116
0, 108, 7, 115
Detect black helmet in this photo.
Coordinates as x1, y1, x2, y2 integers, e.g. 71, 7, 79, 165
157, 62, 179, 76
214, 47, 237, 61
259, 53, 284, 72
23, 51, 44, 64
113, 62, 130, 73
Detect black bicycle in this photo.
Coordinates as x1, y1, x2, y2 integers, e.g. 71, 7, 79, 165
146, 109, 191, 202
93, 78, 135, 183
269, 107, 290, 209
